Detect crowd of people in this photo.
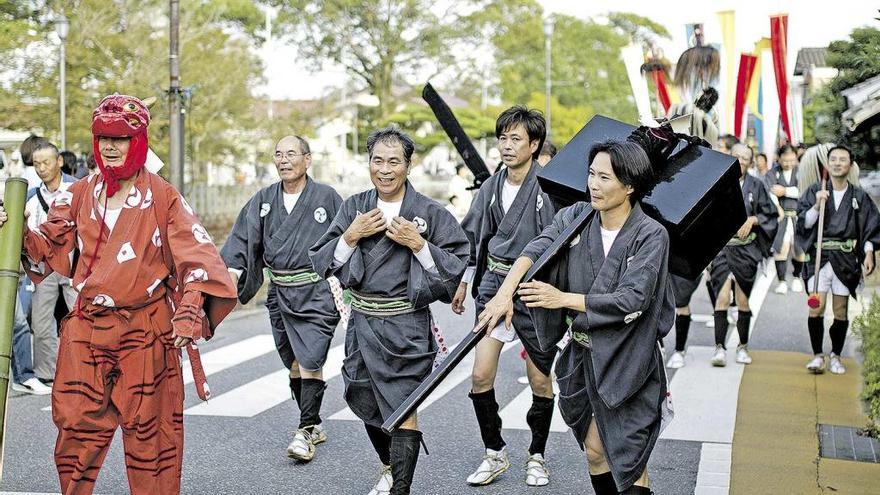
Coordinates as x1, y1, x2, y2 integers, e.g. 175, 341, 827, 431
1, 90, 877, 495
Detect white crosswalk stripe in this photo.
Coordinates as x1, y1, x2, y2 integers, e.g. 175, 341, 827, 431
498, 383, 567, 432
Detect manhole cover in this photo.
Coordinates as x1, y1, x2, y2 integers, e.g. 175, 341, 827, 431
818, 424, 879, 463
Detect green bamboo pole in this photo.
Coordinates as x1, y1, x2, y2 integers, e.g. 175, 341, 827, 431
0, 177, 28, 479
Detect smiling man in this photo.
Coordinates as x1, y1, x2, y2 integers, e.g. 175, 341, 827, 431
797, 145, 880, 375
455, 106, 557, 488
311, 127, 469, 495
222, 135, 342, 462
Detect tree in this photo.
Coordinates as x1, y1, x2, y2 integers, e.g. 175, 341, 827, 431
266, 0, 478, 122
0, 0, 267, 180
805, 26, 880, 167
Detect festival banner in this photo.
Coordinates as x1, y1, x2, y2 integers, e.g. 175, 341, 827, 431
718, 10, 737, 133
770, 14, 792, 142
734, 53, 758, 139
652, 70, 672, 114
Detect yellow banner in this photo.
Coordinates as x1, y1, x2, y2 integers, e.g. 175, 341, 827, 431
718, 10, 736, 132
748, 38, 771, 120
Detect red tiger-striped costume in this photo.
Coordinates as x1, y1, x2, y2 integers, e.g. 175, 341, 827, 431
22, 95, 236, 494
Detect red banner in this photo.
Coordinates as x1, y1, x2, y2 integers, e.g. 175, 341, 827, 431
651, 70, 672, 115
770, 14, 791, 142
734, 53, 758, 139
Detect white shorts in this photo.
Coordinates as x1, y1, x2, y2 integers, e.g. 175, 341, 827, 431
807, 263, 851, 297
488, 321, 517, 343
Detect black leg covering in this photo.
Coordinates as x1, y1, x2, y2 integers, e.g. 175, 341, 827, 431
469, 389, 506, 451
621, 485, 652, 494
298, 378, 326, 428
674, 314, 691, 352
365, 423, 391, 466
589, 472, 618, 495
714, 310, 729, 349
289, 376, 302, 405
736, 311, 752, 346
808, 316, 825, 355
390, 429, 422, 495
792, 260, 804, 278
526, 394, 554, 455
830, 319, 849, 356
775, 260, 787, 282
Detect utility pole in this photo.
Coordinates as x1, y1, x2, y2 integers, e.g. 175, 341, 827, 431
543, 17, 554, 141
169, 0, 185, 191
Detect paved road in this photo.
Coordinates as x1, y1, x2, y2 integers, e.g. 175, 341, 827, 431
0, 264, 862, 494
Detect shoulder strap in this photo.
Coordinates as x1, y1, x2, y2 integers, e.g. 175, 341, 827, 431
148, 174, 179, 298
35, 189, 50, 213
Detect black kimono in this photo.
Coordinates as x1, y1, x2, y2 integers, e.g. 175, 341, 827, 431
521, 202, 674, 491
709, 174, 778, 296
765, 166, 804, 256
670, 274, 702, 308
221, 178, 342, 371
796, 182, 880, 295
309, 182, 469, 426
461, 161, 558, 374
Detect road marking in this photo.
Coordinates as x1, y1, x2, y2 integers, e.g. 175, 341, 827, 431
184, 345, 345, 417
42, 334, 278, 412
329, 340, 519, 422
694, 442, 732, 495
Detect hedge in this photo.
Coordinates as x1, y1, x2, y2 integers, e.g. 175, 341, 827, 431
853, 293, 880, 437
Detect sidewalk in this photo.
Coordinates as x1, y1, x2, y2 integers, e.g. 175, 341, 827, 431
730, 351, 880, 494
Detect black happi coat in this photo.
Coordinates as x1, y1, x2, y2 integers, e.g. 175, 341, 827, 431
221, 178, 342, 370
521, 202, 674, 491
309, 182, 469, 426
765, 166, 804, 254
709, 174, 778, 296
461, 161, 558, 374
796, 182, 880, 295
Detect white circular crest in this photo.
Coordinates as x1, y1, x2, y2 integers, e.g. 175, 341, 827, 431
536, 195, 544, 212
413, 216, 427, 234
314, 207, 328, 223
570, 234, 581, 247
260, 203, 271, 218
191, 224, 212, 244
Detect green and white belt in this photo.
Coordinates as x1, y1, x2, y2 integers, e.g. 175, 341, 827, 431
347, 290, 417, 317
267, 267, 321, 287
567, 315, 591, 348
727, 232, 757, 246
783, 209, 798, 218
817, 238, 856, 253
487, 256, 514, 275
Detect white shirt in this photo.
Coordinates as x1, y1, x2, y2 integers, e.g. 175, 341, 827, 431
333, 198, 437, 272
781, 169, 799, 198
25, 179, 73, 231
283, 191, 301, 214
600, 227, 620, 257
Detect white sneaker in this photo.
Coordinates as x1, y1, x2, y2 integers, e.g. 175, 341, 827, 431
287, 428, 316, 461
806, 354, 826, 374
11, 377, 52, 395
829, 354, 846, 375
774, 281, 789, 294
367, 464, 393, 495
466, 448, 510, 486
666, 351, 686, 369
524, 453, 550, 487
791, 278, 804, 293
711, 345, 727, 367
735, 345, 752, 364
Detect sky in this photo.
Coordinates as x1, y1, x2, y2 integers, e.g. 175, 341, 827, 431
258, 0, 880, 101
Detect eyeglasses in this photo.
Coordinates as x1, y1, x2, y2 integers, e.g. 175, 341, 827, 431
274, 151, 310, 161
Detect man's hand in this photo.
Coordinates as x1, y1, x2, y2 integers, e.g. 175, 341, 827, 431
815, 190, 830, 209
476, 290, 514, 332
386, 216, 425, 252
736, 216, 756, 240
864, 253, 875, 276
452, 282, 467, 314
771, 185, 786, 197
343, 208, 386, 247
173, 336, 192, 348
518, 281, 572, 309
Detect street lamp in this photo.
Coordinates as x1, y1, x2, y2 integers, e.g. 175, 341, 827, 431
543, 17, 554, 141
56, 14, 69, 150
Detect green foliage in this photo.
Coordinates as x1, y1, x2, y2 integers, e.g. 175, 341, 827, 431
0, 0, 267, 180
804, 27, 880, 167
852, 293, 880, 437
